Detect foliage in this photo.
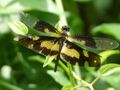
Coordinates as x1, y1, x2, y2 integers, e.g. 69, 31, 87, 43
0, 0, 120, 90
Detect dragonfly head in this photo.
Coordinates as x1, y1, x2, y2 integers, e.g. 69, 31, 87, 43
62, 26, 70, 32
61, 26, 70, 37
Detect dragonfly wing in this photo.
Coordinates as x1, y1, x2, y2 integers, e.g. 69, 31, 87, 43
16, 35, 61, 56
60, 40, 100, 66
93, 37, 119, 50
34, 21, 61, 37
67, 36, 119, 50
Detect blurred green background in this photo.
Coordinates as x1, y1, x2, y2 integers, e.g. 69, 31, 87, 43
0, 0, 120, 90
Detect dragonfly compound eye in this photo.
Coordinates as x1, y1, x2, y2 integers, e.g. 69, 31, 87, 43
62, 26, 70, 32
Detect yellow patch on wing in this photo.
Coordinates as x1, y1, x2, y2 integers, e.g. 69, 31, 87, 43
61, 46, 80, 59
44, 28, 61, 37
75, 62, 79, 66
66, 37, 74, 42
44, 28, 49, 32
80, 40, 86, 45
32, 36, 40, 41
67, 37, 86, 45
83, 50, 89, 57
28, 44, 33, 49
94, 60, 97, 63
51, 42, 59, 51
40, 41, 54, 49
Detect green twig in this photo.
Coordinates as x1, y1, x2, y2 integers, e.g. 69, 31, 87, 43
29, 56, 63, 71
59, 61, 76, 86
91, 74, 101, 86
0, 80, 23, 90
74, 64, 82, 85
72, 80, 94, 90
59, 60, 69, 73
81, 80, 94, 90
67, 62, 76, 86
55, 0, 68, 26
55, 0, 79, 87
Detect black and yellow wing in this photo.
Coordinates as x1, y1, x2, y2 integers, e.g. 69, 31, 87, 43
34, 21, 61, 37
67, 36, 119, 50
17, 35, 61, 56
60, 40, 100, 67
16, 35, 101, 67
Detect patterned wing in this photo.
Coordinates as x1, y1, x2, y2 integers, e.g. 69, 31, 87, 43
16, 35, 60, 56
67, 36, 119, 50
60, 40, 100, 67
34, 21, 61, 37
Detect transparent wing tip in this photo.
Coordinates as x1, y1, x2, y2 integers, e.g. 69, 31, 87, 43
94, 38, 119, 50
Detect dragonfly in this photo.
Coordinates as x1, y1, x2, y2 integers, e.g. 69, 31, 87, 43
16, 20, 119, 71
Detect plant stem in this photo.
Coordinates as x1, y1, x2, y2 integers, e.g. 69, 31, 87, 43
81, 80, 94, 90
59, 60, 69, 73
55, 0, 68, 26
74, 64, 81, 85
72, 80, 94, 90
67, 62, 76, 86
55, 0, 76, 86
91, 74, 101, 85
0, 80, 23, 90
59, 61, 76, 86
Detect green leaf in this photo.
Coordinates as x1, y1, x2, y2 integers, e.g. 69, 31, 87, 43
0, 2, 24, 14
47, 70, 70, 86
91, 23, 120, 41
62, 84, 91, 90
8, 20, 28, 35
99, 50, 120, 63
61, 85, 74, 90
29, 55, 55, 69
19, 13, 57, 36
0, 0, 58, 15
94, 0, 112, 14
0, 0, 13, 7
43, 55, 57, 68
74, 0, 91, 2
102, 71, 120, 90
0, 80, 24, 90
17, 0, 58, 14
99, 64, 120, 76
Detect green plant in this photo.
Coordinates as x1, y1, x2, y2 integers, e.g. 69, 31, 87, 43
0, 0, 120, 90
